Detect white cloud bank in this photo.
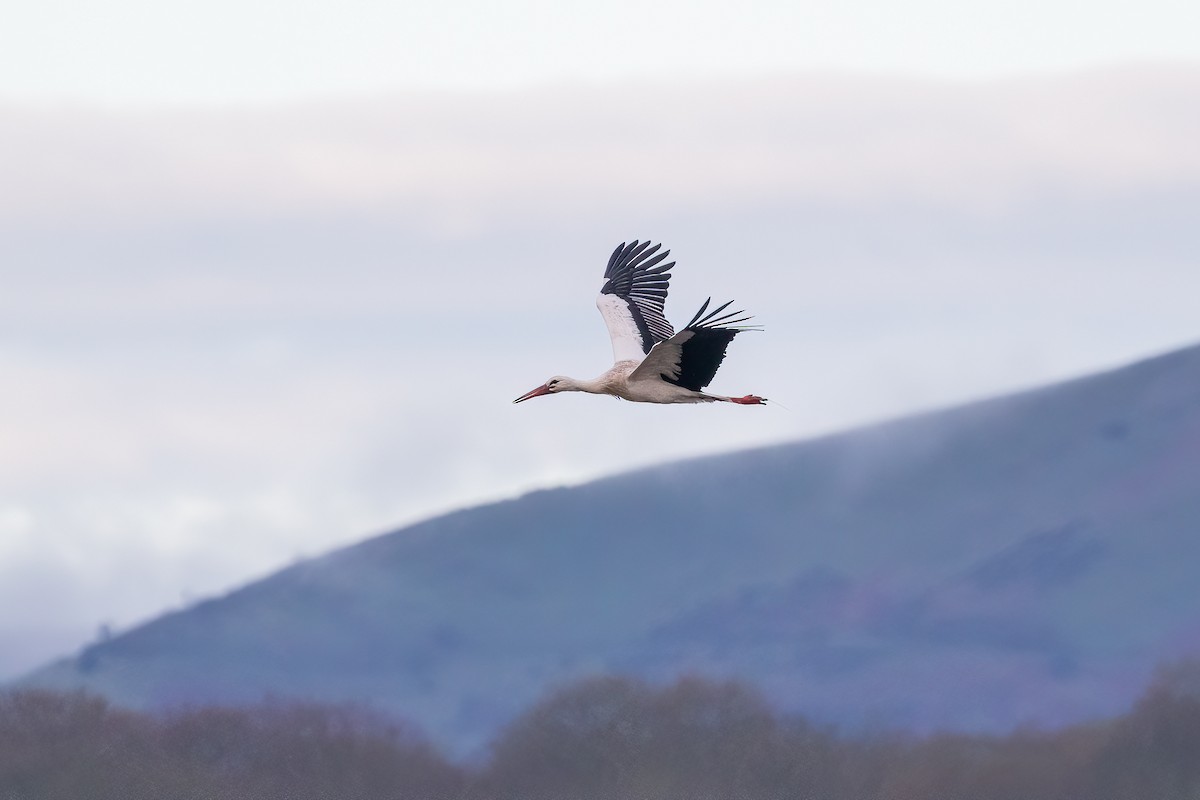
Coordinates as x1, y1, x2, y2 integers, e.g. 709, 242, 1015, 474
4, 67, 1199, 232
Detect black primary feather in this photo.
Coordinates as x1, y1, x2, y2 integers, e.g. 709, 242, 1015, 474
663, 297, 761, 392
601, 240, 675, 353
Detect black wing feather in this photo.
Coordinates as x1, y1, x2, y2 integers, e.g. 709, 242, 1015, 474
665, 329, 739, 391
601, 240, 676, 352
661, 296, 761, 391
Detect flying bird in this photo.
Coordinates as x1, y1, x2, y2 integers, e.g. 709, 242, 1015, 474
514, 240, 766, 405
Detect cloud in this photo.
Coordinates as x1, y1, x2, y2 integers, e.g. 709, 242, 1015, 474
2, 67, 1199, 235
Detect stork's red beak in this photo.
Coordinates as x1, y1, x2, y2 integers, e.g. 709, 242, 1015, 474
513, 383, 552, 403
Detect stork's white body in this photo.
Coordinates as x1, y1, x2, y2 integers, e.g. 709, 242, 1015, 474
552, 361, 728, 404
514, 240, 765, 406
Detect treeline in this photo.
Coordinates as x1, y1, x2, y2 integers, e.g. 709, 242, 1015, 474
3, 664, 1199, 800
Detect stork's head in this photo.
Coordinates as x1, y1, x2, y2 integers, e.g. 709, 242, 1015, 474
513, 376, 569, 403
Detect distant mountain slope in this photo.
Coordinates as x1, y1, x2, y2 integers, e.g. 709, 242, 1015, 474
20, 343, 1200, 755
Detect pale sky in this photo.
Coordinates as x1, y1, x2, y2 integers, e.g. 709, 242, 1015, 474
2, 0, 1199, 682
2, 0, 1199, 103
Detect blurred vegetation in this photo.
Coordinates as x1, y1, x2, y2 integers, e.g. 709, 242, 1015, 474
3, 663, 1200, 799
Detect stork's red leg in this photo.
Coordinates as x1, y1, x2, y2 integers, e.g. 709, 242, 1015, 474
730, 394, 766, 405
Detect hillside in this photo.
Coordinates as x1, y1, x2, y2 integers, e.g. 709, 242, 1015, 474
20, 343, 1200, 755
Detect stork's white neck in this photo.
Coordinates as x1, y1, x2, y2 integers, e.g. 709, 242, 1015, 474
557, 376, 606, 394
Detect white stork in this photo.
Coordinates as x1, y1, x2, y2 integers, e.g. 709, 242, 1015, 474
514, 240, 766, 405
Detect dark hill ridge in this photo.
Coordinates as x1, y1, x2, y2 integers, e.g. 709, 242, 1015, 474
20, 343, 1200, 755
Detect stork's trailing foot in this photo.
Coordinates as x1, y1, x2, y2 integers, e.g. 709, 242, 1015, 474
729, 394, 767, 405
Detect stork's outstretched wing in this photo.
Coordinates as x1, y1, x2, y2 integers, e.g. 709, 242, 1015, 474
629, 298, 758, 390
595, 240, 674, 363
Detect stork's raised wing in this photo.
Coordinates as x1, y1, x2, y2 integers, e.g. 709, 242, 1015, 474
629, 298, 758, 390
596, 240, 675, 363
